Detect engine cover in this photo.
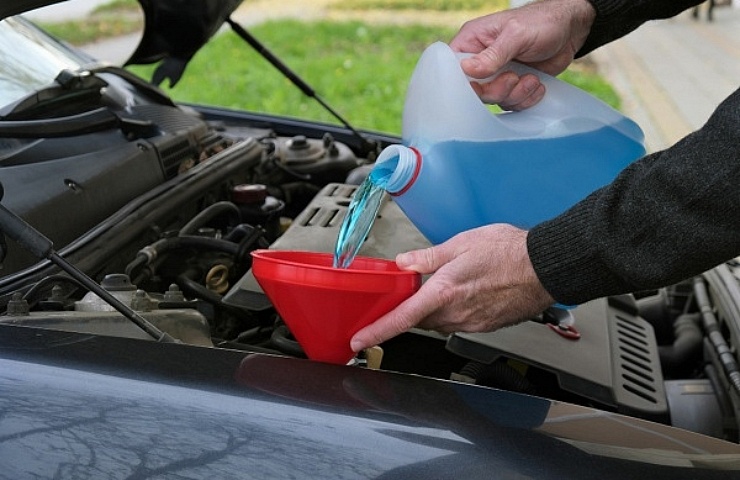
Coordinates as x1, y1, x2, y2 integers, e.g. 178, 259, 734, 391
448, 298, 667, 420
227, 182, 667, 421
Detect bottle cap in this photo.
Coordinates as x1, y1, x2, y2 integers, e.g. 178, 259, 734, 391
232, 184, 268, 205
375, 145, 422, 195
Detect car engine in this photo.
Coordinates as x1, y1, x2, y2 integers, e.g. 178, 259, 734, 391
0, 25, 739, 449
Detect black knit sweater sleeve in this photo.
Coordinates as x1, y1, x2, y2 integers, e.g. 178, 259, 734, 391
528, 86, 740, 306
526, 0, 740, 305
577, 0, 704, 56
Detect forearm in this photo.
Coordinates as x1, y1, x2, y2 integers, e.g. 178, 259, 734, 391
578, 0, 705, 55
528, 87, 740, 305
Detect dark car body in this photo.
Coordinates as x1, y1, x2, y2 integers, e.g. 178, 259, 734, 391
4, 325, 740, 480
2, 1, 740, 478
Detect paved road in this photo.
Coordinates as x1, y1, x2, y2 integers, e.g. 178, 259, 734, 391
589, 7, 740, 153
23, 0, 111, 22
71, 0, 340, 68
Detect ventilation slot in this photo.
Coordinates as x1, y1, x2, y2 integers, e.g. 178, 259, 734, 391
622, 382, 659, 403
616, 325, 650, 347
298, 207, 341, 228
620, 344, 651, 364
299, 207, 320, 227
622, 362, 654, 382
328, 184, 357, 199
614, 315, 660, 405
160, 139, 194, 178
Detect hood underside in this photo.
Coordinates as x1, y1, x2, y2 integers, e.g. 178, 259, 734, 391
4, 0, 243, 87
125, 0, 243, 86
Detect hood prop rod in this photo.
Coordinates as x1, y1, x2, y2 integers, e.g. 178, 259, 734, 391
0, 186, 176, 343
225, 17, 377, 156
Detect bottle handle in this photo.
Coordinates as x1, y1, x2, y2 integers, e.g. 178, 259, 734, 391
455, 52, 586, 114
402, 42, 642, 146
454, 51, 637, 137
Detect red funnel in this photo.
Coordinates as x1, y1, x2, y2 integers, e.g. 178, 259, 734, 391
251, 249, 421, 365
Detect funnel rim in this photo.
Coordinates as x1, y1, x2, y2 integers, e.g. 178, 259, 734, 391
250, 249, 416, 277
250, 249, 421, 364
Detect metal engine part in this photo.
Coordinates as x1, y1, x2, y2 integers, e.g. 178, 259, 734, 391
1, 274, 212, 346
273, 134, 364, 178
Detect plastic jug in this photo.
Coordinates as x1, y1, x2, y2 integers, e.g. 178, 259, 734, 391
374, 42, 646, 244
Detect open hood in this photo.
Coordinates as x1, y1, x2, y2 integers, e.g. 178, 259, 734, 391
125, 0, 244, 86
3, 0, 243, 87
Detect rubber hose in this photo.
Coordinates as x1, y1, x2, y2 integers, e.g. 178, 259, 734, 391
658, 313, 703, 377
179, 201, 240, 236
176, 272, 250, 319
693, 277, 740, 393
460, 360, 536, 395
158, 235, 239, 256
126, 235, 239, 283
270, 323, 306, 358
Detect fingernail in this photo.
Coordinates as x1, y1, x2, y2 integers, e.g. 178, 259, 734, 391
461, 57, 480, 73
396, 252, 412, 266
504, 73, 519, 90
522, 75, 539, 92
350, 338, 364, 352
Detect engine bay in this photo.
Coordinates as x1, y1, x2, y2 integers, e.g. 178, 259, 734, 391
0, 35, 738, 448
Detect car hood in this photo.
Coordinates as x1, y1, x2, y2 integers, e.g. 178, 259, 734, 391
3, 325, 740, 479
3, 0, 243, 86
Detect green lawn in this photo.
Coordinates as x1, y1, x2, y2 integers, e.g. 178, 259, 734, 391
36, 0, 620, 135
128, 19, 620, 135
128, 20, 455, 135
39, 0, 142, 45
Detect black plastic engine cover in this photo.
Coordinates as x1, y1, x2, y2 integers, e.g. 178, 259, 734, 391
0, 103, 214, 275
448, 297, 668, 421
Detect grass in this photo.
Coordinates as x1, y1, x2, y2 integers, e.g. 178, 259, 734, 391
35, 0, 621, 135
38, 0, 142, 45
335, 0, 508, 11
128, 20, 458, 134
92, 0, 141, 12
559, 68, 620, 111
128, 18, 620, 135
40, 17, 141, 45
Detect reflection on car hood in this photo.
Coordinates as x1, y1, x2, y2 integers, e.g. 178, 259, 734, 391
3, 325, 740, 479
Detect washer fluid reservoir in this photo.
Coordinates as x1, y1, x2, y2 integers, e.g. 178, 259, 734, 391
375, 42, 646, 244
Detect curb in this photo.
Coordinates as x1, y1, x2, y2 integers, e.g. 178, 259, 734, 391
589, 8, 740, 153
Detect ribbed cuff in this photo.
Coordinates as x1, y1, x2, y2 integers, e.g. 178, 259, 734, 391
584, 0, 626, 18
526, 195, 630, 306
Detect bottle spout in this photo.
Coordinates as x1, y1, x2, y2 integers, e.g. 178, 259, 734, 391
373, 145, 421, 196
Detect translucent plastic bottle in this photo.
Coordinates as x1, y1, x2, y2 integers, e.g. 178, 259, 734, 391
375, 42, 646, 244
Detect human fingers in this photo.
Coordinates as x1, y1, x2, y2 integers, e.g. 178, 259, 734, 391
504, 80, 546, 111
394, 243, 455, 274
473, 72, 546, 111
410, 225, 553, 334
455, 18, 531, 80
350, 244, 460, 351
451, 0, 597, 98
350, 279, 449, 352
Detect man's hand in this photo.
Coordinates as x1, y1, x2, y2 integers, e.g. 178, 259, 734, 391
350, 224, 555, 352
449, 0, 596, 110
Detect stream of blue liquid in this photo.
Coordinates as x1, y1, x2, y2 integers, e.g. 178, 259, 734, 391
333, 164, 394, 269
